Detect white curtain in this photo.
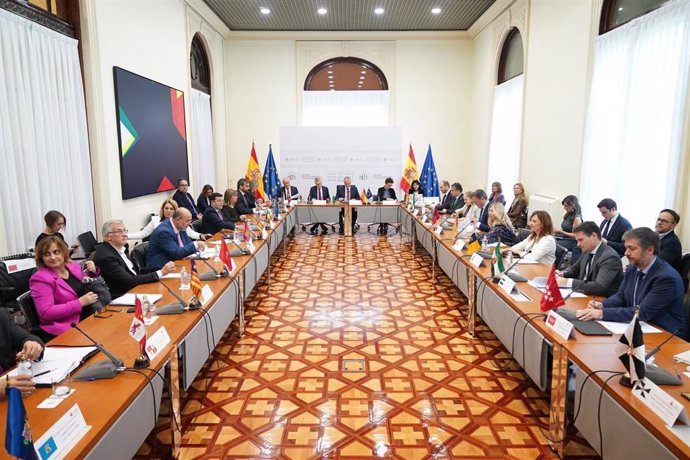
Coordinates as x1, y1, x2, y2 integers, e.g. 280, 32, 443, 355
0, 9, 95, 253
190, 89, 215, 191
302, 90, 390, 126
486, 74, 524, 192
580, 0, 690, 228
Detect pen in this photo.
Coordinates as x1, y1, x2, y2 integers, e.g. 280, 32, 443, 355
33, 369, 56, 378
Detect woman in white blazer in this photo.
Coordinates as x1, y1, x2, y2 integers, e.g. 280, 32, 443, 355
127, 199, 205, 241
506, 210, 556, 265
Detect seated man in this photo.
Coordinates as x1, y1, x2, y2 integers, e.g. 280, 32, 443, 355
597, 198, 632, 257
93, 220, 176, 298
172, 178, 202, 220
147, 208, 205, 270
432, 180, 452, 210
438, 183, 465, 215
656, 208, 682, 272
376, 177, 398, 234
576, 227, 688, 339
335, 176, 360, 234
0, 309, 43, 397
278, 177, 300, 203
472, 189, 491, 232
236, 178, 257, 215
200, 193, 236, 235
308, 177, 330, 235
556, 221, 623, 297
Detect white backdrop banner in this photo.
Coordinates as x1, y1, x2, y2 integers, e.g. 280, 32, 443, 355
279, 127, 403, 198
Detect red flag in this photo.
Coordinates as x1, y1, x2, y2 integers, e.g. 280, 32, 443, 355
190, 260, 202, 300
540, 265, 565, 312
244, 222, 252, 242
220, 239, 236, 273
400, 144, 419, 192
129, 296, 147, 349
432, 207, 440, 224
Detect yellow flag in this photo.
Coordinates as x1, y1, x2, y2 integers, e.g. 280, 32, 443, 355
399, 144, 419, 193
466, 239, 481, 255
245, 142, 265, 200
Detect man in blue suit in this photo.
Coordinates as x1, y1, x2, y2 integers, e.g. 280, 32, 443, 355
597, 198, 632, 256
307, 177, 330, 235
236, 178, 257, 215
200, 193, 235, 234
148, 208, 205, 270
172, 178, 202, 220
278, 177, 300, 203
335, 176, 360, 234
472, 189, 491, 232
576, 227, 688, 339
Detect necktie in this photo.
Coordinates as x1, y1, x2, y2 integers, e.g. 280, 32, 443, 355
346, 187, 350, 201
242, 193, 248, 206
633, 271, 645, 306
176, 231, 184, 248
317, 188, 322, 200
186, 194, 198, 215
217, 209, 224, 220
602, 220, 611, 238
584, 253, 595, 281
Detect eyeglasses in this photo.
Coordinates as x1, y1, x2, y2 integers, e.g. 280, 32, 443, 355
656, 218, 674, 224
107, 229, 128, 235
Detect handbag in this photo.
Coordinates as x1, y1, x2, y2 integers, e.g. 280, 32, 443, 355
81, 276, 112, 311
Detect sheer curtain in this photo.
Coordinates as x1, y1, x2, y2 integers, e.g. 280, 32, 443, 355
190, 89, 215, 191
486, 74, 524, 191
0, 9, 94, 253
580, 0, 690, 228
302, 90, 390, 126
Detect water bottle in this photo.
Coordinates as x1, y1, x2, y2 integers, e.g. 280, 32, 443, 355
16, 359, 32, 376
482, 235, 488, 252
506, 251, 514, 267
141, 295, 152, 320
180, 267, 191, 290
147, 295, 157, 317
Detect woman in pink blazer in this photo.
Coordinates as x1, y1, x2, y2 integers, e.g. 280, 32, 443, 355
29, 236, 100, 339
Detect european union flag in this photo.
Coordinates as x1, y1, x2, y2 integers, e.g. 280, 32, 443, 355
262, 144, 280, 199
5, 386, 37, 459
366, 188, 373, 199
419, 144, 440, 198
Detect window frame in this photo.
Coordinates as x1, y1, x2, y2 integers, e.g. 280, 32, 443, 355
497, 27, 524, 85
304, 57, 388, 91
599, 0, 668, 34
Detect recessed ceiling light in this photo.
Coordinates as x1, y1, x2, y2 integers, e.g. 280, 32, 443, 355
318, 7, 327, 15
374, 7, 384, 15
260, 7, 270, 15
431, 7, 441, 14
327, 70, 333, 74
361, 70, 366, 74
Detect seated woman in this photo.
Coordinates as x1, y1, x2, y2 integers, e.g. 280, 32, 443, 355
222, 189, 247, 223
507, 183, 529, 228
196, 184, 214, 214
506, 210, 556, 265
127, 199, 207, 241
484, 203, 517, 245
489, 182, 506, 205
29, 237, 100, 340
35, 210, 78, 256
555, 195, 583, 261
460, 191, 480, 219
407, 180, 423, 200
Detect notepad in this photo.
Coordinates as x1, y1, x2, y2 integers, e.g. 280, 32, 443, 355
596, 320, 663, 334
110, 293, 163, 305
7, 346, 97, 385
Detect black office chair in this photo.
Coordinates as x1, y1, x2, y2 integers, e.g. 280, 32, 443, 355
130, 242, 150, 273
555, 244, 568, 270
191, 220, 203, 233
77, 231, 98, 258
680, 252, 690, 293
16, 292, 52, 343
516, 228, 531, 243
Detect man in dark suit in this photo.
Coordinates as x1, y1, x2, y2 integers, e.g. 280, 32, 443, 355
556, 221, 623, 296
335, 176, 360, 234
278, 177, 300, 203
147, 208, 205, 270
308, 177, 330, 235
0, 309, 43, 397
438, 183, 465, 215
655, 208, 682, 272
200, 193, 236, 235
172, 178, 202, 220
576, 227, 688, 339
376, 177, 398, 234
597, 198, 632, 257
93, 220, 176, 298
471, 189, 490, 232
433, 180, 452, 211
236, 178, 257, 215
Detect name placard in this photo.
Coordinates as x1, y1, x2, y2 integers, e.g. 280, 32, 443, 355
632, 378, 690, 426
35, 404, 90, 460
145, 326, 172, 361
453, 240, 465, 252
498, 275, 516, 295
545, 310, 574, 341
200, 285, 213, 306
469, 253, 484, 268
312, 199, 327, 205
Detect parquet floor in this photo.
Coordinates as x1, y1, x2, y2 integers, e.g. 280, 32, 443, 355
135, 231, 598, 459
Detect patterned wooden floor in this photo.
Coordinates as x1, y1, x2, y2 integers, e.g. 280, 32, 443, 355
135, 231, 598, 459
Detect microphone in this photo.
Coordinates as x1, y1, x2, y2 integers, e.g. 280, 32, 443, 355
71, 322, 123, 380
195, 250, 222, 281
493, 249, 532, 283
156, 279, 187, 315
453, 219, 474, 240
561, 279, 587, 302
645, 328, 681, 361
229, 239, 249, 256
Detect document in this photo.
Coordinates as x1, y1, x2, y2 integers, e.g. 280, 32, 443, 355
8, 346, 97, 385
596, 320, 662, 334
110, 293, 163, 305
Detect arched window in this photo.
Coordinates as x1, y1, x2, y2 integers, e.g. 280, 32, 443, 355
487, 27, 525, 194
302, 57, 390, 126
190, 34, 211, 94
599, 0, 668, 34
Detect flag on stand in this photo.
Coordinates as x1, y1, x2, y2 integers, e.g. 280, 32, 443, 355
419, 144, 440, 198
189, 259, 202, 300
540, 265, 565, 312
466, 239, 481, 255
400, 144, 419, 193
129, 297, 146, 348
245, 142, 266, 200
615, 311, 645, 384
361, 191, 367, 204
262, 144, 280, 200
5, 386, 37, 459
244, 221, 252, 242
219, 239, 236, 273
494, 243, 505, 273
366, 188, 373, 200
431, 207, 440, 225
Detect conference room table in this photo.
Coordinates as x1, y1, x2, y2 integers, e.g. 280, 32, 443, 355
294, 201, 403, 237
400, 207, 690, 459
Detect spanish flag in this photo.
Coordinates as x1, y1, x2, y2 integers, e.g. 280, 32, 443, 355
361, 190, 367, 204
399, 144, 419, 193
245, 142, 266, 200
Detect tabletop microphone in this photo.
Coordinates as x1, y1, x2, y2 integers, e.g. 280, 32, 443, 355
561, 279, 587, 302
156, 279, 186, 315
493, 249, 532, 283
195, 250, 222, 281
645, 328, 682, 361
71, 322, 123, 380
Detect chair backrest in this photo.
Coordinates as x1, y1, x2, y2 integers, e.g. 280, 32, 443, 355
16, 291, 41, 330
680, 252, 690, 292
555, 244, 568, 270
78, 231, 98, 257
191, 220, 203, 232
516, 228, 531, 243
130, 242, 149, 273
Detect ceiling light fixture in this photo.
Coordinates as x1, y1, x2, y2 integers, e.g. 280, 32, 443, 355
260, 7, 270, 15
431, 7, 441, 14
374, 7, 384, 15
361, 70, 366, 74
318, 7, 327, 15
